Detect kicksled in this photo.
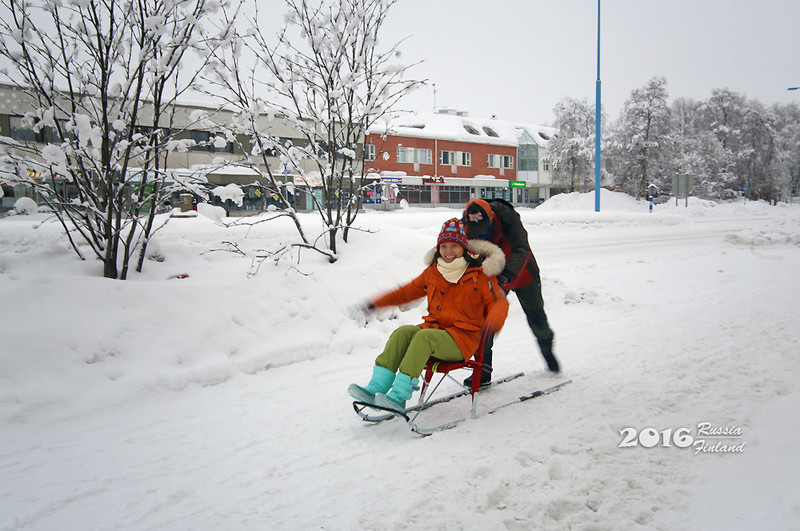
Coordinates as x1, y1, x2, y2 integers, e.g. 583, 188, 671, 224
353, 371, 572, 436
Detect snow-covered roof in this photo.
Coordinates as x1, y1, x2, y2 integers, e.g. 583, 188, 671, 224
202, 164, 261, 176
368, 110, 557, 147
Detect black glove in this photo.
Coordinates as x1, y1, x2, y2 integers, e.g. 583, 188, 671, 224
497, 274, 511, 289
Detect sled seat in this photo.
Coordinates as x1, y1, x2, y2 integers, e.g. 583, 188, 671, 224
417, 336, 489, 420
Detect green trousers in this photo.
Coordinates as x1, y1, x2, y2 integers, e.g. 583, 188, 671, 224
375, 325, 464, 378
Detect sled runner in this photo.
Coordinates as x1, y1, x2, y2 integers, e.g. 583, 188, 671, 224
352, 371, 525, 425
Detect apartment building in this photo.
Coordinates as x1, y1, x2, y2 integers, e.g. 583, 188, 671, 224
0, 83, 336, 213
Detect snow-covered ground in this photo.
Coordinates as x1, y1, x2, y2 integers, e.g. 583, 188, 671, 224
1, 190, 799, 530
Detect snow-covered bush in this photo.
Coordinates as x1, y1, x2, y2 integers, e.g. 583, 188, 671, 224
12, 197, 38, 215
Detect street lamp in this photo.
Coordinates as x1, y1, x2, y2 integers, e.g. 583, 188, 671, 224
594, 0, 601, 212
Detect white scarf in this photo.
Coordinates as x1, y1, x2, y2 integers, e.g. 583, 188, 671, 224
436, 256, 468, 283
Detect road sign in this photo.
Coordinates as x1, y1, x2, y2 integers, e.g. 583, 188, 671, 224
672, 174, 694, 207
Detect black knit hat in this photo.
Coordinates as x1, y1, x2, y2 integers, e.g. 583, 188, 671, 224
464, 199, 493, 239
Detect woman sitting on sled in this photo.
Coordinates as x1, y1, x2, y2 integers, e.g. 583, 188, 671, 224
349, 218, 509, 413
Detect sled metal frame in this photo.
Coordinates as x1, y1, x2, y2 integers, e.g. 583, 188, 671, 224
411, 359, 484, 428
406, 334, 495, 434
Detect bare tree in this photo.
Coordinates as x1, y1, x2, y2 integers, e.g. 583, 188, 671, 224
0, 0, 238, 279
206, 0, 423, 262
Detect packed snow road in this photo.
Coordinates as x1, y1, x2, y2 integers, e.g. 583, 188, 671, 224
1, 194, 799, 530
527, 211, 783, 264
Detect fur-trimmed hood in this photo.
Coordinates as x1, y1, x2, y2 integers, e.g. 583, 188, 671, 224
423, 239, 506, 278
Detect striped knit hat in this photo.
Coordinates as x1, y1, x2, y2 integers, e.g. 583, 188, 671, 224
437, 218, 469, 251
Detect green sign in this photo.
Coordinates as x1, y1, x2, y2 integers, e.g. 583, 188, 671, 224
672, 174, 695, 207
509, 180, 526, 188
672, 174, 694, 195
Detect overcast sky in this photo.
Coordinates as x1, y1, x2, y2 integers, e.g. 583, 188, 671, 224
377, 0, 800, 126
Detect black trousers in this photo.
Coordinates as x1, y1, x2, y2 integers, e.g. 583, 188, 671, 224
483, 280, 555, 371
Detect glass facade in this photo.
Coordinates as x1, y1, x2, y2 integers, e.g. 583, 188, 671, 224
396, 185, 471, 205
518, 143, 539, 172
396, 185, 431, 204
437, 185, 472, 204
481, 187, 513, 202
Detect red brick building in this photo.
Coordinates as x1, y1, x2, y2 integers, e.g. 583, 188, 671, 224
364, 109, 557, 208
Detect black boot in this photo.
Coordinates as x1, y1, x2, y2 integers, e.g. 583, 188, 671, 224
539, 340, 560, 373
463, 368, 492, 389
464, 348, 493, 388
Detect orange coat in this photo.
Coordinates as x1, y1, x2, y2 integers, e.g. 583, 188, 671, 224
371, 240, 509, 361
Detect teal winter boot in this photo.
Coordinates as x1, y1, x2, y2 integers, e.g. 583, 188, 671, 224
374, 372, 418, 413
348, 365, 396, 404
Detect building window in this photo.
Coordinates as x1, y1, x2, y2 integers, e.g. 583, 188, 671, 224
482, 126, 499, 138
10, 116, 46, 143
364, 144, 376, 161
190, 130, 233, 153
417, 148, 432, 164
443, 151, 471, 166
487, 154, 513, 169
397, 147, 432, 165
265, 137, 295, 157
191, 131, 212, 152
463, 124, 480, 135
397, 146, 411, 163
129, 126, 169, 148
316, 140, 351, 160
50, 120, 76, 144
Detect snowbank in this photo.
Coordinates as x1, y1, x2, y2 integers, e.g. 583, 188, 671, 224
536, 189, 645, 212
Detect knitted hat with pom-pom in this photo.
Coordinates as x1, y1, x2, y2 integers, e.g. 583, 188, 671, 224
437, 218, 469, 250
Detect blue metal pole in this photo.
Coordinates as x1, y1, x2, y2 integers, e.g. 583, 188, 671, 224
594, 0, 601, 212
